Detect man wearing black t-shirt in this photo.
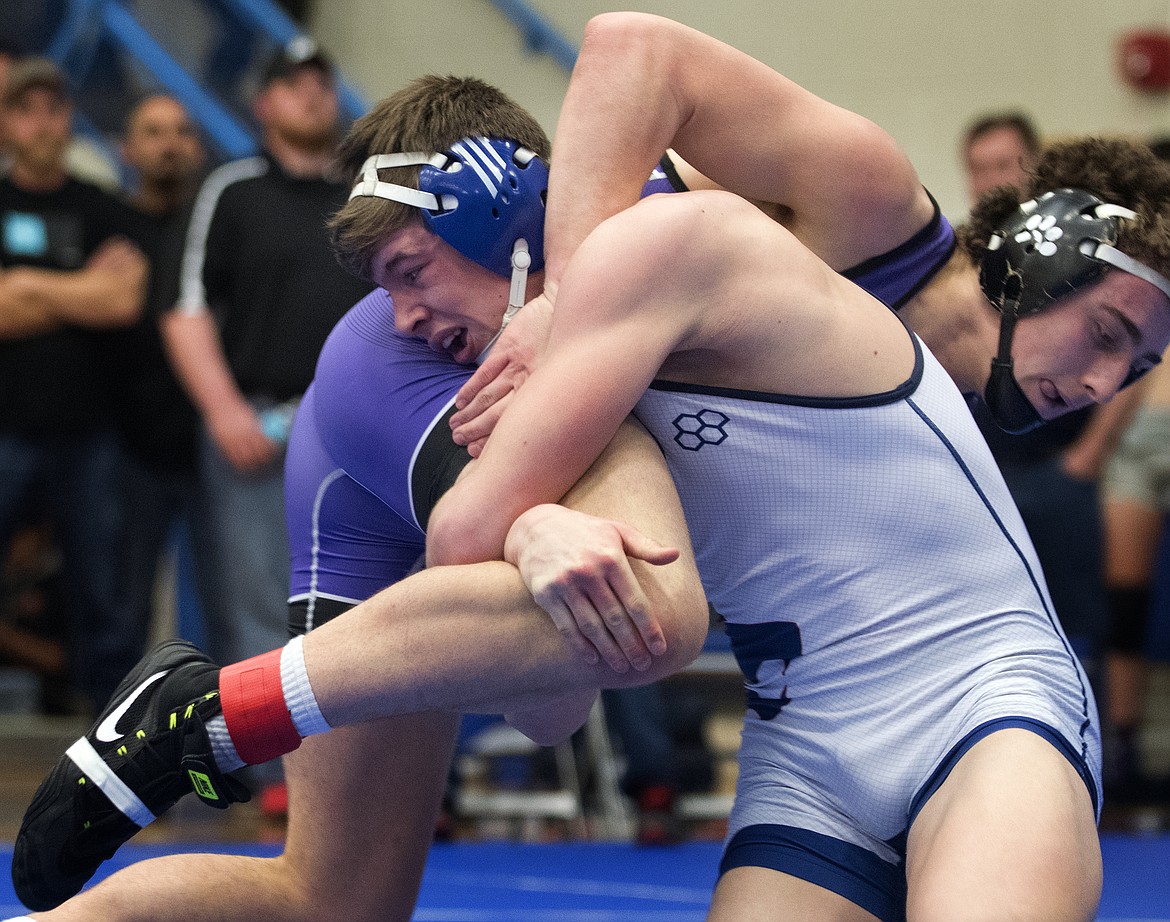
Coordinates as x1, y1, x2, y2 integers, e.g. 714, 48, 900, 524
157, 41, 370, 802
0, 58, 148, 711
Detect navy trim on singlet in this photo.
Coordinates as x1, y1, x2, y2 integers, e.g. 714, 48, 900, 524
720, 824, 907, 922
647, 323, 923, 410
907, 717, 1099, 826
720, 721, 1096, 922
903, 398, 1097, 773
841, 189, 956, 311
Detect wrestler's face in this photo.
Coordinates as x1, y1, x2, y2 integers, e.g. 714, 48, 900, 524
1009, 270, 1170, 419
373, 223, 512, 364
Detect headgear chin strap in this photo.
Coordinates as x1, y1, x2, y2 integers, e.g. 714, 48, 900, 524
349, 136, 547, 361
979, 188, 1170, 434
984, 299, 1044, 434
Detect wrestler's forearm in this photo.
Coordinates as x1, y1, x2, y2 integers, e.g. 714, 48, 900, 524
543, 13, 688, 285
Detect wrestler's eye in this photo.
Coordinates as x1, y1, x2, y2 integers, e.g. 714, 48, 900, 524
1093, 320, 1118, 349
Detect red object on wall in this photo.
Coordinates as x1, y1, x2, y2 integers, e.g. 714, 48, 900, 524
1119, 29, 1170, 91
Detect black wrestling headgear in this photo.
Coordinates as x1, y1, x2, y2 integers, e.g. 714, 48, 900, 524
979, 188, 1170, 433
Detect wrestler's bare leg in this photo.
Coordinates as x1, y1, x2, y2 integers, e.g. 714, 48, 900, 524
23, 421, 706, 920
303, 419, 708, 737
708, 866, 881, 922
906, 729, 1101, 922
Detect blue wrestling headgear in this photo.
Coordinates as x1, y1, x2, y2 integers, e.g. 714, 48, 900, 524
349, 137, 546, 332
979, 188, 1170, 433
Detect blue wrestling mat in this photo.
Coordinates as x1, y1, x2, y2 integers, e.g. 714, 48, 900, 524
1, 836, 1167, 919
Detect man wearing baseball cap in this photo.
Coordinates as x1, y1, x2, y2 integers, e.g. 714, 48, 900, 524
258, 35, 333, 87
3, 55, 68, 107
157, 35, 370, 815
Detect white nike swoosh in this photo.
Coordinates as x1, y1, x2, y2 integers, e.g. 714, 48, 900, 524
95, 670, 170, 743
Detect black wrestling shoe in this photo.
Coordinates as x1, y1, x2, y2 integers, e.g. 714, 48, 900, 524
12, 640, 250, 911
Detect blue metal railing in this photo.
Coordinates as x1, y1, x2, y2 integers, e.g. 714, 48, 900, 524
214, 0, 368, 122
43, 0, 575, 179
53, 0, 256, 161
488, 0, 578, 73
45, 0, 370, 171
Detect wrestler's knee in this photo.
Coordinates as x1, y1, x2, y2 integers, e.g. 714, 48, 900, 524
507, 689, 597, 746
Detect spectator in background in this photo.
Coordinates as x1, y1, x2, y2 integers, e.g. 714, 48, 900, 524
1096, 137, 1170, 805
101, 94, 208, 696
602, 678, 715, 843
0, 41, 17, 86
961, 110, 1041, 204
120, 94, 204, 217
0, 57, 148, 712
1100, 358, 1170, 803
157, 40, 370, 809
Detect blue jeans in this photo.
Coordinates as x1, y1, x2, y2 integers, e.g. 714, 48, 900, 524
190, 422, 290, 788
0, 430, 126, 708
191, 425, 290, 670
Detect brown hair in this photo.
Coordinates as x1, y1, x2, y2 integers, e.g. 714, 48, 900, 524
962, 111, 1041, 158
329, 75, 550, 281
957, 136, 1170, 282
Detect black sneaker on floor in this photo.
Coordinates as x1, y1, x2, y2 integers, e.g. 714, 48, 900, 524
12, 639, 250, 911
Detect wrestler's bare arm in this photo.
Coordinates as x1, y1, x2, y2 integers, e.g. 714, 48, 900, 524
547, 12, 931, 277
451, 13, 932, 447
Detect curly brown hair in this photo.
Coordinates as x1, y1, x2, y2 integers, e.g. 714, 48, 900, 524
957, 136, 1170, 282
328, 75, 550, 281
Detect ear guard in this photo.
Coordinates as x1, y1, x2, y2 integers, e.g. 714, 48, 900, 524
349, 136, 547, 277
978, 188, 1170, 433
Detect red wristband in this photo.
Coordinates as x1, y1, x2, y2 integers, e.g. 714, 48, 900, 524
219, 649, 302, 765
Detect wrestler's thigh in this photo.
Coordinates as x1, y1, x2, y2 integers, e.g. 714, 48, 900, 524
561, 417, 696, 559
905, 728, 1100, 922
280, 711, 461, 922
560, 416, 708, 668
708, 866, 881, 922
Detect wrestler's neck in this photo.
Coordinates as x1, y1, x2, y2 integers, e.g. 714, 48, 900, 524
899, 251, 996, 398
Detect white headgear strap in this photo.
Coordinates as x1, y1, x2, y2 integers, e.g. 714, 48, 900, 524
475, 239, 532, 363
1072, 203, 1170, 301
348, 152, 452, 209
348, 152, 536, 365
